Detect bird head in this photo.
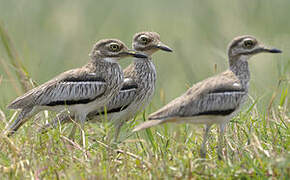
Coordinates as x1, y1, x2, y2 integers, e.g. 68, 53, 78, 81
227, 35, 282, 61
132, 32, 173, 56
90, 39, 148, 62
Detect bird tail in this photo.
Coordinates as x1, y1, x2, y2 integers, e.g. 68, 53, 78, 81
4, 108, 33, 137
132, 120, 164, 132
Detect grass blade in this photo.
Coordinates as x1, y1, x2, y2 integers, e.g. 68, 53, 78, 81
0, 21, 35, 92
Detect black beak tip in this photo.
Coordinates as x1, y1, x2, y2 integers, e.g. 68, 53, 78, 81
159, 46, 173, 52
268, 48, 282, 53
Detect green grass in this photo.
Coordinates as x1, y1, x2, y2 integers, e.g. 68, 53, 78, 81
0, 98, 289, 179
0, 0, 289, 179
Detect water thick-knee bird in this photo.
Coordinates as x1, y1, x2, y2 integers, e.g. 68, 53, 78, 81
40, 32, 172, 142
133, 35, 282, 158
5, 39, 147, 146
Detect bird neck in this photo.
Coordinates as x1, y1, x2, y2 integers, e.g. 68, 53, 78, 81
130, 56, 157, 105
229, 55, 250, 90
133, 56, 151, 63
127, 56, 156, 84
134, 56, 156, 75
89, 57, 119, 67
86, 58, 123, 82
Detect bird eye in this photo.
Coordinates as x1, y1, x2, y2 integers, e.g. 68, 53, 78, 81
140, 35, 149, 44
243, 39, 255, 48
109, 43, 120, 52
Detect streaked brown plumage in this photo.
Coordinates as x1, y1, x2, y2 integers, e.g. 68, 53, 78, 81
133, 35, 282, 159
4, 39, 147, 145
40, 32, 173, 142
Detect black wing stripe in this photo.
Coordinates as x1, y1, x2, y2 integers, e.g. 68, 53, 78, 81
210, 89, 245, 94
97, 105, 129, 115
45, 93, 103, 106
195, 109, 236, 116
121, 84, 138, 91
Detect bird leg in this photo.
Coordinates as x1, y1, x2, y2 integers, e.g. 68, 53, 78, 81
77, 113, 87, 148
38, 111, 69, 134
68, 113, 86, 149
53, 111, 72, 128
218, 123, 226, 160
200, 124, 212, 158
69, 124, 77, 140
113, 119, 125, 144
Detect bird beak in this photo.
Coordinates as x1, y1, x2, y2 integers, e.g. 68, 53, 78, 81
261, 47, 282, 53
125, 50, 148, 58
155, 42, 173, 52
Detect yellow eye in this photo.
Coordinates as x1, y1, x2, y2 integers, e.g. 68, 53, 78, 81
243, 39, 255, 48
109, 43, 120, 52
140, 36, 149, 44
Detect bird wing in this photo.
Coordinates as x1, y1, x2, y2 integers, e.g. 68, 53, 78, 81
7, 68, 107, 109
88, 77, 138, 116
108, 78, 138, 108
149, 70, 247, 120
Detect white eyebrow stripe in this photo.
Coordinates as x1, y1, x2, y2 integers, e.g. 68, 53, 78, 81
233, 83, 241, 87
88, 72, 97, 76
123, 78, 131, 83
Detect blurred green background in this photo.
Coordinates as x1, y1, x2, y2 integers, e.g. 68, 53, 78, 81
0, 0, 289, 111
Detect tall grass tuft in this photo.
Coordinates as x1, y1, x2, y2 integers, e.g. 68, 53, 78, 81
0, 21, 35, 93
